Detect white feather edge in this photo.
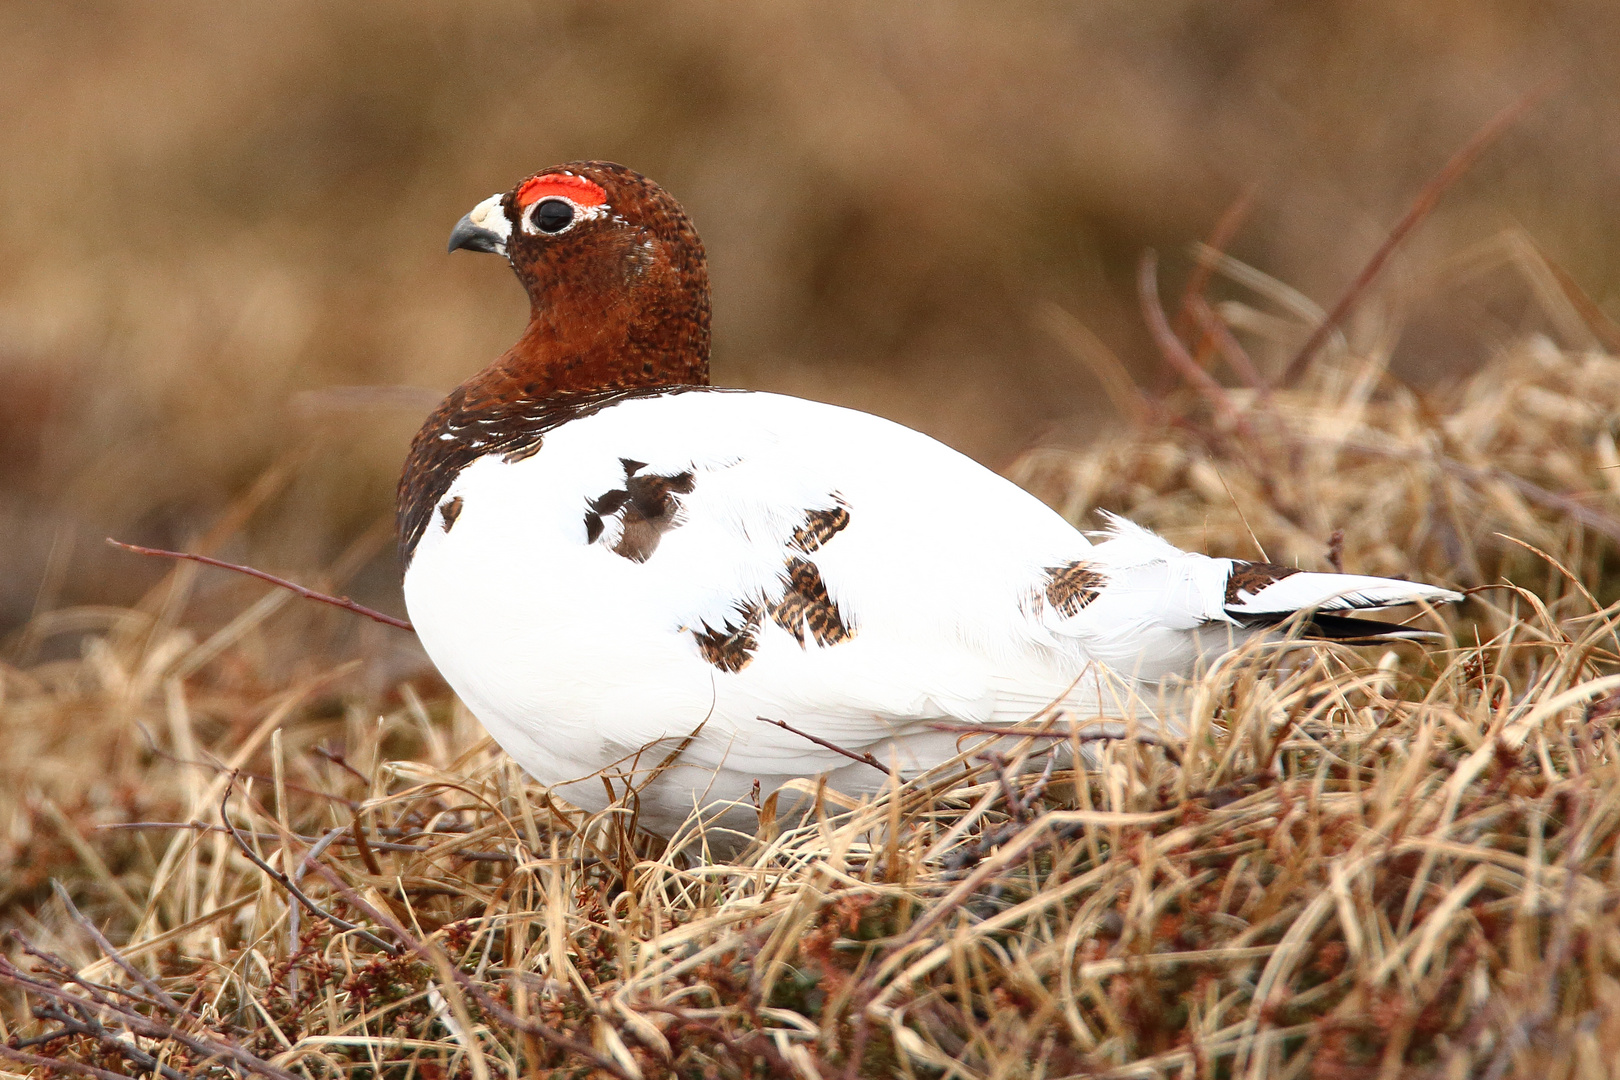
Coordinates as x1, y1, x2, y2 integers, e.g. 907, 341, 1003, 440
1087, 510, 1462, 615
1224, 571, 1462, 615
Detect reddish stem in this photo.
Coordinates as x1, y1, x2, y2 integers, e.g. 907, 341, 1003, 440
106, 538, 414, 632
1173, 183, 1258, 343
758, 715, 895, 777
1139, 250, 1250, 437
1280, 81, 1558, 385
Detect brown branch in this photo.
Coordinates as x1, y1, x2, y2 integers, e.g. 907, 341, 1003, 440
1281, 81, 1558, 385
0, 1043, 159, 1080
313, 742, 372, 785
106, 537, 414, 631
94, 821, 510, 861
1189, 294, 1270, 399
757, 715, 895, 777
51, 882, 184, 1018
133, 724, 362, 810
1529, 235, 1620, 353
220, 778, 402, 954
28, 1003, 189, 1080
927, 723, 1184, 766
351, 810, 386, 876
1138, 250, 1249, 434
1173, 183, 1258, 343
980, 748, 1057, 825
0, 951, 300, 1080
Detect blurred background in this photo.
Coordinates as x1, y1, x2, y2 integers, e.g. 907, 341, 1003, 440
1, 0, 1617, 652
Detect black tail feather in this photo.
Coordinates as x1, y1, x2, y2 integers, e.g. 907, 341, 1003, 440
1234, 610, 1443, 642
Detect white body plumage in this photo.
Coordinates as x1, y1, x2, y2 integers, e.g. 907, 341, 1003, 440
403, 389, 1456, 832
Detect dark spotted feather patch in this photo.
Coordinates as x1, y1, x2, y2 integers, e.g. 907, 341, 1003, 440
770, 558, 853, 647
790, 501, 850, 553
439, 496, 463, 533
1224, 561, 1301, 606
397, 384, 725, 566
582, 462, 696, 563
693, 603, 763, 673
689, 503, 857, 672
1044, 561, 1105, 617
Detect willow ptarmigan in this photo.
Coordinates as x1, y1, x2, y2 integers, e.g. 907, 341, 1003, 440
399, 161, 1459, 834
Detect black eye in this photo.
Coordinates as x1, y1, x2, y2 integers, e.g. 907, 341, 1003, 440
533, 198, 574, 233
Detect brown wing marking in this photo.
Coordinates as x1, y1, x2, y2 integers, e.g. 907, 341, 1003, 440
690, 502, 858, 672
769, 558, 854, 647
692, 603, 764, 673
580, 464, 697, 562
1044, 560, 1105, 617
1225, 561, 1301, 606
613, 470, 695, 562
789, 501, 851, 553
439, 496, 464, 533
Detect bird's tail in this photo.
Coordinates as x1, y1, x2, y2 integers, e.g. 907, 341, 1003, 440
1086, 512, 1462, 645
1220, 565, 1461, 641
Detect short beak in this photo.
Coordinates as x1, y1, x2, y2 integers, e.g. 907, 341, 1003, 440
447, 193, 510, 256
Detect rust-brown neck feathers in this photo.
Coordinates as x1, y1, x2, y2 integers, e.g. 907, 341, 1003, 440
398, 162, 714, 565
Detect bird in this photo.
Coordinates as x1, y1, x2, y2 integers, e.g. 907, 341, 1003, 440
399, 161, 1460, 836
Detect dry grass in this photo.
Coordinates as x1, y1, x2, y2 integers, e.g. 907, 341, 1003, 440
6, 236, 1620, 1077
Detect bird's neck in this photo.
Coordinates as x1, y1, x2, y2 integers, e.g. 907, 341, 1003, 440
456, 256, 712, 409
454, 316, 705, 412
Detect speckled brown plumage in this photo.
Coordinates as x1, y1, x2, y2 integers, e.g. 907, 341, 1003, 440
1225, 561, 1301, 605
399, 384, 719, 564
439, 496, 463, 533
1044, 561, 1105, 617
578, 463, 697, 563
692, 603, 764, 673
614, 469, 696, 562
790, 502, 850, 553
685, 504, 858, 672
770, 558, 854, 647
397, 161, 715, 566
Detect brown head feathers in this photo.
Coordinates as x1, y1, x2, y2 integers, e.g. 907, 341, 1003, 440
471, 161, 710, 403
398, 162, 715, 565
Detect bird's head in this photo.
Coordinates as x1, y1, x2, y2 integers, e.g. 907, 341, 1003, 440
448, 161, 711, 393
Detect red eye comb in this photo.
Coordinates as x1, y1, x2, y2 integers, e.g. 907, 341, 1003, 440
515, 173, 608, 208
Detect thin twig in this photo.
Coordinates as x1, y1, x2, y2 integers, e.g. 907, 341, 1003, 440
95, 821, 513, 861
1189, 293, 1270, 399
51, 881, 184, 1017
134, 723, 362, 810
220, 778, 402, 954
313, 742, 372, 785
758, 715, 895, 777
8, 937, 197, 1023
351, 809, 386, 876
1139, 250, 1245, 427
0, 951, 300, 1080
1281, 81, 1557, 385
928, 722, 1184, 766
1173, 184, 1259, 345
107, 537, 414, 631
0, 1042, 160, 1080
29, 1003, 189, 1080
